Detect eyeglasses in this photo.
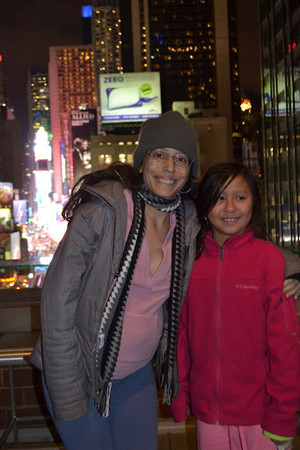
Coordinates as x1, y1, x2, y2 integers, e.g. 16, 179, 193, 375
147, 149, 192, 169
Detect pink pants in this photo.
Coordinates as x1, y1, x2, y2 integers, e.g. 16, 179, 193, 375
196, 420, 281, 450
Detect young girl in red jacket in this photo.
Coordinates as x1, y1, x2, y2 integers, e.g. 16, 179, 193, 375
170, 161, 300, 450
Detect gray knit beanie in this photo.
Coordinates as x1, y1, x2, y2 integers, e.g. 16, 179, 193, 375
133, 111, 198, 177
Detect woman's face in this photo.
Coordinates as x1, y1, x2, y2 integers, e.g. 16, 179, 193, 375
141, 147, 191, 199
207, 174, 253, 246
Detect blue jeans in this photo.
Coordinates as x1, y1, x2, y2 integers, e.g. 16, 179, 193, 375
42, 363, 158, 450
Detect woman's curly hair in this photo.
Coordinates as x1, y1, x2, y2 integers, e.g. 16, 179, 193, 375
62, 162, 142, 222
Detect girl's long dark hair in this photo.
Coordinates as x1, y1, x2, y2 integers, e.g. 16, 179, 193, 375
62, 162, 142, 222
195, 161, 266, 258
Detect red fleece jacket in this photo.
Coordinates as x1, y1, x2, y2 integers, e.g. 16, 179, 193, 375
171, 228, 300, 438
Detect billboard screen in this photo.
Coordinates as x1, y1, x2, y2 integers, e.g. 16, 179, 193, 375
70, 109, 97, 185
99, 72, 162, 123
0, 182, 13, 207
0, 231, 20, 259
263, 67, 300, 116
13, 200, 28, 224
0, 208, 14, 233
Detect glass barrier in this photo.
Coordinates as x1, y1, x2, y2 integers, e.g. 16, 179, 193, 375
0, 257, 51, 290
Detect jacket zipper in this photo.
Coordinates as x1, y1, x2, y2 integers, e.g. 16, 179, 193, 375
93, 212, 118, 397
215, 245, 224, 423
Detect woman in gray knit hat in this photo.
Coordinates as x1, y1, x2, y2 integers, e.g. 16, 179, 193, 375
31, 111, 200, 449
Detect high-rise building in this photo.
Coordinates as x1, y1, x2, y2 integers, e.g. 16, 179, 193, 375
227, 0, 242, 152
24, 71, 51, 213
81, 5, 93, 45
0, 53, 10, 115
134, 0, 217, 111
28, 71, 51, 136
130, 0, 240, 161
49, 45, 97, 199
0, 53, 23, 209
260, 0, 300, 253
0, 119, 23, 188
91, 0, 123, 77
88, 1, 243, 166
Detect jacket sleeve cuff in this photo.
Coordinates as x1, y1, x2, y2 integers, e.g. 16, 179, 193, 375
170, 403, 188, 423
263, 430, 293, 441
286, 272, 300, 281
171, 412, 188, 423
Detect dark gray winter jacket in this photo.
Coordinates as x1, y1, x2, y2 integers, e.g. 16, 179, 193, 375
30, 180, 200, 422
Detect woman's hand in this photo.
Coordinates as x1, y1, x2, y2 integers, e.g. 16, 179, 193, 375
283, 278, 300, 299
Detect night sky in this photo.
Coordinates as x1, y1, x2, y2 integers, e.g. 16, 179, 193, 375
0, 0, 86, 137
0, 0, 260, 140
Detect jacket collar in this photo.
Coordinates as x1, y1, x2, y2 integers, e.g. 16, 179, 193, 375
83, 180, 200, 241
82, 180, 125, 210
204, 227, 254, 256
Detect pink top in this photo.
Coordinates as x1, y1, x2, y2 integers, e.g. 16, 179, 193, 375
113, 189, 176, 379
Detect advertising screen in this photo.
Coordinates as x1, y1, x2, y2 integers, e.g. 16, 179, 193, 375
263, 68, 300, 116
0, 182, 13, 207
99, 72, 162, 123
13, 200, 28, 224
0, 208, 13, 233
70, 109, 97, 185
0, 231, 20, 259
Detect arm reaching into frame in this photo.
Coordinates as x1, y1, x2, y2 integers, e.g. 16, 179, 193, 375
281, 249, 300, 299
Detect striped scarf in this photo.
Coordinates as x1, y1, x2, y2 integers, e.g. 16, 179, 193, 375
95, 188, 185, 416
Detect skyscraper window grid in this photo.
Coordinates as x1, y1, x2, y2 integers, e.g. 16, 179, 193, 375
49, 45, 97, 198
92, 6, 123, 74
260, 0, 300, 253
147, 0, 217, 111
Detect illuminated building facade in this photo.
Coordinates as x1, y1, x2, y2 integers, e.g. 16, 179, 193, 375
260, 0, 300, 253
131, 0, 217, 110
90, 133, 137, 168
91, 0, 123, 77
28, 72, 51, 136
130, 0, 240, 158
33, 127, 53, 223
49, 45, 97, 198
24, 71, 51, 212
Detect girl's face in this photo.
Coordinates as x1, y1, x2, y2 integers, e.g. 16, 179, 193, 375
207, 174, 253, 246
141, 147, 190, 199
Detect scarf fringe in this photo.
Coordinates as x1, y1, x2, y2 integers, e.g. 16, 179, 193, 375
156, 329, 179, 405
161, 362, 179, 405
95, 374, 112, 417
